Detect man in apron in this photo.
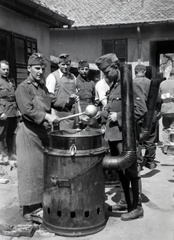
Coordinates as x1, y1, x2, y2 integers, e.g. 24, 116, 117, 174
15, 53, 60, 222
46, 53, 79, 130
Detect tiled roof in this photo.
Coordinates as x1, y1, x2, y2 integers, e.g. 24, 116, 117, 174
38, 0, 174, 28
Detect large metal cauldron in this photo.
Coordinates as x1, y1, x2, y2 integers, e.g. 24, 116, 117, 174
43, 129, 106, 237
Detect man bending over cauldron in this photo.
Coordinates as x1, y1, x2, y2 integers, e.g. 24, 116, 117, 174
95, 53, 147, 221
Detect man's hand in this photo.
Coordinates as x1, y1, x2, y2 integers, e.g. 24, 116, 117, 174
94, 111, 101, 119
68, 94, 80, 106
108, 112, 117, 122
45, 113, 60, 124
0, 113, 7, 120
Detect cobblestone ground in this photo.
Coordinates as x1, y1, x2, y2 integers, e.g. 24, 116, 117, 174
0, 145, 173, 240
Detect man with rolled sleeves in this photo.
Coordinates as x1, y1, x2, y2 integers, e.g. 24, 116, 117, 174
15, 53, 60, 222
0, 60, 19, 160
46, 53, 79, 130
95, 53, 146, 221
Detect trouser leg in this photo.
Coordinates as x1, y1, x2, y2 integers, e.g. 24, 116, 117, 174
6, 117, 17, 157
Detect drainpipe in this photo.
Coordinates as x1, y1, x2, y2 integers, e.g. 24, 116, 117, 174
138, 73, 162, 143
137, 26, 142, 64
102, 64, 137, 171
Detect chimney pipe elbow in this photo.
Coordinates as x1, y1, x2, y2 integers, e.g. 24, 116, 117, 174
102, 151, 137, 171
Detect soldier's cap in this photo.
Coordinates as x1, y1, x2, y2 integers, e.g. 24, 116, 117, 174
78, 60, 89, 68
28, 53, 47, 66
95, 53, 119, 72
58, 53, 71, 64
135, 64, 146, 71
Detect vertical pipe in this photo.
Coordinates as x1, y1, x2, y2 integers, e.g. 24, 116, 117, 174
137, 26, 142, 64
121, 64, 137, 152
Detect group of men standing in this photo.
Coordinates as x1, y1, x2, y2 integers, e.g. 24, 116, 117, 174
0, 51, 169, 224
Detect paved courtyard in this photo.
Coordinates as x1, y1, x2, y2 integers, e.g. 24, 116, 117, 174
0, 143, 173, 240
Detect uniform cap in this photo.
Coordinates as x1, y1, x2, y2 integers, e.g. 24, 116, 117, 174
78, 60, 89, 68
28, 53, 46, 66
58, 53, 71, 64
95, 53, 119, 72
135, 64, 146, 71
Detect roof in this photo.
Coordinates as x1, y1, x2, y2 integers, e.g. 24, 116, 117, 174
0, 0, 73, 28
39, 0, 174, 28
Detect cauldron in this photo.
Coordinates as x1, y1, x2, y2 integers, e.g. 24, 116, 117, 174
43, 129, 106, 237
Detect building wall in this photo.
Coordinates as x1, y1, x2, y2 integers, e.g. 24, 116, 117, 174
50, 24, 174, 78
0, 6, 51, 76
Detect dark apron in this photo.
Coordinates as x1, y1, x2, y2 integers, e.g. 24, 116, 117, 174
54, 76, 76, 130
16, 87, 51, 206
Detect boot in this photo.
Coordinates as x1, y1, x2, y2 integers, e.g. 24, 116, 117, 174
121, 206, 144, 221
145, 161, 157, 169
111, 198, 128, 211
121, 178, 144, 221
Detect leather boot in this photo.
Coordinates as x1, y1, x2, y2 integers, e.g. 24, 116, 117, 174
121, 206, 144, 221
111, 199, 128, 211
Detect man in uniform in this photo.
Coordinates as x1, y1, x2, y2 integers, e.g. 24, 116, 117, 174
15, 53, 60, 222
76, 60, 96, 128
46, 53, 79, 130
0, 60, 19, 160
95, 53, 146, 221
133, 64, 159, 169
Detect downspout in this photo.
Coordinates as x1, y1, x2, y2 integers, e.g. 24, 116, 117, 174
102, 64, 137, 171
137, 26, 142, 64
138, 73, 162, 143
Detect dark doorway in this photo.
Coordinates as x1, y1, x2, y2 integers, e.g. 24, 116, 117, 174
150, 40, 174, 78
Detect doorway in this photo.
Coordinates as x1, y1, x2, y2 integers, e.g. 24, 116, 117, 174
150, 40, 174, 78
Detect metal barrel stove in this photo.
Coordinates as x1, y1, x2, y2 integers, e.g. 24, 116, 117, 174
43, 129, 106, 237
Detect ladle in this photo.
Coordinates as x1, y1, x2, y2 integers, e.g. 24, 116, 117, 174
58, 105, 98, 122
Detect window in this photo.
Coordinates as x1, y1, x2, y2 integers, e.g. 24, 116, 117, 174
14, 35, 37, 85
102, 39, 127, 63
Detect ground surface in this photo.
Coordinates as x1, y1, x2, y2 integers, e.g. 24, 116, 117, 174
0, 145, 173, 240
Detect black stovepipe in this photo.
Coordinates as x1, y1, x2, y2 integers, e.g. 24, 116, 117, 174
102, 64, 137, 171
138, 74, 162, 143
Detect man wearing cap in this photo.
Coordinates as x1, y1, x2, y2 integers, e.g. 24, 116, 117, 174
76, 60, 96, 128
0, 60, 19, 161
15, 53, 60, 222
133, 64, 159, 169
46, 53, 79, 130
95, 53, 147, 221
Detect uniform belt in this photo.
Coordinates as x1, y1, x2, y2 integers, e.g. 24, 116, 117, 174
80, 98, 93, 103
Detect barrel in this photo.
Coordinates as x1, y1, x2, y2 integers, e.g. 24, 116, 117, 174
42, 129, 106, 237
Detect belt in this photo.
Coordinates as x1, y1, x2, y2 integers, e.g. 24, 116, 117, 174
80, 98, 93, 103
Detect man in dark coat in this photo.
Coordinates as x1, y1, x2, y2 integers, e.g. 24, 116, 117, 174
15, 53, 60, 222
0, 60, 19, 160
95, 53, 147, 221
76, 60, 96, 128
133, 64, 160, 169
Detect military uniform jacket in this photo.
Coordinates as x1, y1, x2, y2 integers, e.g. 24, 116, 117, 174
0, 76, 18, 117
101, 81, 147, 141
76, 75, 95, 111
